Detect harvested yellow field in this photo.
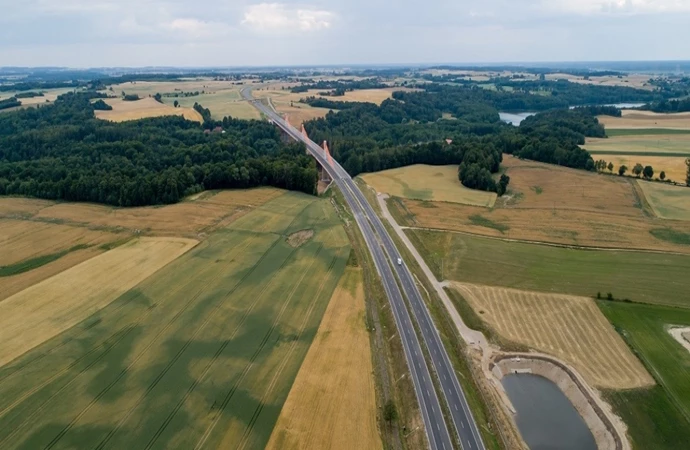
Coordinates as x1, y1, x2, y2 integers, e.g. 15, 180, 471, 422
0, 246, 103, 302
595, 154, 688, 183
107, 79, 253, 98
266, 267, 381, 450
637, 181, 690, 221
0, 237, 197, 368
599, 110, 690, 130
584, 134, 690, 155
392, 156, 690, 253
453, 283, 654, 389
361, 164, 497, 207
0, 219, 115, 266
95, 97, 203, 122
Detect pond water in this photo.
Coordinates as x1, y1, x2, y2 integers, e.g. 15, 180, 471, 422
500, 103, 646, 126
502, 373, 597, 450
499, 111, 535, 126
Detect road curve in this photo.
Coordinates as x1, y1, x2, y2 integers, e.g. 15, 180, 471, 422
243, 88, 485, 450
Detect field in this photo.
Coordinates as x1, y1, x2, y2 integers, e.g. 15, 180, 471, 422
0, 188, 284, 301
407, 228, 690, 307
0, 192, 350, 450
0, 219, 116, 267
452, 283, 652, 389
599, 301, 690, 449
389, 156, 690, 253
266, 267, 381, 450
160, 92, 260, 120
252, 87, 417, 127
637, 181, 690, 221
0, 237, 198, 367
584, 134, 690, 156
94, 97, 202, 122
360, 164, 497, 207
598, 110, 690, 130
0, 88, 79, 106
590, 154, 688, 183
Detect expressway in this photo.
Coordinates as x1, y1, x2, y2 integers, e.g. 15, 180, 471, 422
243, 88, 485, 450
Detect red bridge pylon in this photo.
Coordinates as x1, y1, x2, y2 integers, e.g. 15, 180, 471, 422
322, 141, 334, 167
301, 124, 309, 140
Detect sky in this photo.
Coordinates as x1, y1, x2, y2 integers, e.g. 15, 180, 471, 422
0, 0, 689, 67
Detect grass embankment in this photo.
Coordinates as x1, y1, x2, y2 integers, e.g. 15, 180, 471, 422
0, 192, 350, 450
407, 228, 690, 308
637, 181, 690, 221
599, 301, 690, 450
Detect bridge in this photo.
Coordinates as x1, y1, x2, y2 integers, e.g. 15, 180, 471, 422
243, 87, 486, 450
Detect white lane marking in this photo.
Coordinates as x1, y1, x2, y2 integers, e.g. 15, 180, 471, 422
443, 374, 447, 380
467, 440, 472, 448
455, 404, 459, 411
436, 423, 440, 431
427, 389, 430, 396
461, 421, 465, 429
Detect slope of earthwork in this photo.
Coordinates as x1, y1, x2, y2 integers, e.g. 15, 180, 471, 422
0, 192, 350, 450
266, 267, 382, 450
395, 155, 690, 253
453, 283, 653, 389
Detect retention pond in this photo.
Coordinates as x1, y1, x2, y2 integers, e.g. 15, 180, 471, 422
502, 373, 597, 450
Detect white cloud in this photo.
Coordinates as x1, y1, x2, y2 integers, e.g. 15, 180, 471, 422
242, 3, 334, 32
545, 0, 690, 15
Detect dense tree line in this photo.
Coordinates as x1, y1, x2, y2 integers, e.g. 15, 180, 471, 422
642, 98, 690, 113
291, 78, 387, 93
0, 93, 318, 206
92, 99, 112, 111
0, 97, 21, 111
301, 96, 373, 110
14, 91, 44, 99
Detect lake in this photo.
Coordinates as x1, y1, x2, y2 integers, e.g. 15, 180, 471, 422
502, 373, 597, 450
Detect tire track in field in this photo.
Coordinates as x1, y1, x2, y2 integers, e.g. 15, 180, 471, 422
235, 247, 344, 450
192, 233, 342, 450
41, 235, 283, 450
0, 233, 263, 447
144, 242, 327, 450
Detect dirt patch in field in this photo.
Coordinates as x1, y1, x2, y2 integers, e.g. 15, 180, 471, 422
454, 283, 653, 389
668, 326, 690, 354
0, 237, 197, 368
599, 110, 690, 130
286, 229, 314, 248
95, 97, 202, 122
266, 267, 381, 450
396, 156, 690, 253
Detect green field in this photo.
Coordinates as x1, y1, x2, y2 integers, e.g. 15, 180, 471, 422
599, 301, 690, 449
606, 128, 690, 137
583, 134, 690, 155
0, 192, 349, 450
637, 181, 690, 221
407, 229, 690, 307
161, 92, 260, 120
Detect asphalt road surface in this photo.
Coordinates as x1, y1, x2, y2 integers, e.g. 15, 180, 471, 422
243, 88, 485, 450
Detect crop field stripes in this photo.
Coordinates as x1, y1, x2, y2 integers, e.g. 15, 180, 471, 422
0, 232, 266, 446
146, 241, 328, 450
40, 233, 286, 450
234, 244, 344, 450
454, 283, 653, 389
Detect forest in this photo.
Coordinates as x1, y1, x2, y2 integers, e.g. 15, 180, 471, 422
0, 93, 318, 206
303, 86, 602, 193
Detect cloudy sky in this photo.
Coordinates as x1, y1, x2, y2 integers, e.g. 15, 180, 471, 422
0, 0, 688, 67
